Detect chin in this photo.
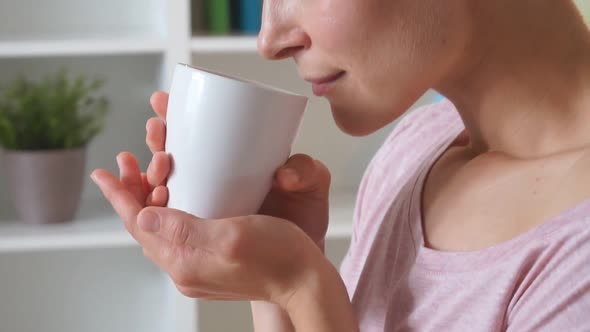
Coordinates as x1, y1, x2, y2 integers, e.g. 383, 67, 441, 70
330, 107, 385, 137
334, 119, 377, 136
328, 90, 421, 137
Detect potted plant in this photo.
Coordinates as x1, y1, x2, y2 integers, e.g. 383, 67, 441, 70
0, 70, 109, 224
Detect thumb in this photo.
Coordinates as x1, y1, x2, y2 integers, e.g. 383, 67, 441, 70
138, 207, 204, 247
275, 154, 331, 197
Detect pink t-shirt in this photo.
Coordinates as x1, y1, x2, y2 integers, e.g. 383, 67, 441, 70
339, 101, 590, 331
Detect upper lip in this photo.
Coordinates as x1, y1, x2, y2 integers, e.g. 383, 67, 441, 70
304, 71, 345, 84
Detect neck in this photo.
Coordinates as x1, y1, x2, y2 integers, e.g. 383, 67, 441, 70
438, 0, 590, 158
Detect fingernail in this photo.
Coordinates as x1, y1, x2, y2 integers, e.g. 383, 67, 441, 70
283, 168, 299, 184
90, 171, 98, 183
116, 153, 124, 167
139, 211, 161, 233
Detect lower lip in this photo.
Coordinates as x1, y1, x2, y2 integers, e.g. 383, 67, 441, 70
312, 72, 344, 96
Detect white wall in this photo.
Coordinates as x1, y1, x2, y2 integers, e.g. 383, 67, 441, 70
575, 0, 590, 23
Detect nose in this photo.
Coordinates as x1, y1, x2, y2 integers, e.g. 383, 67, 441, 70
257, 1, 310, 60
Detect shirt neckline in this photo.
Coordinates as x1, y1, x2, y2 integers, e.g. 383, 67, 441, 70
409, 109, 590, 274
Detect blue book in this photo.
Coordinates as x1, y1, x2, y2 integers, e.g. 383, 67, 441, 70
239, 0, 262, 34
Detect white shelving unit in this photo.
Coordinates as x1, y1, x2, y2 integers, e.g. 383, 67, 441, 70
190, 36, 258, 53
0, 39, 167, 58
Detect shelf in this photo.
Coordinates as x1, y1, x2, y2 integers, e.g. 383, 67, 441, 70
0, 220, 134, 252
0, 206, 135, 253
0, 193, 355, 253
191, 36, 258, 53
0, 38, 167, 58
0, 246, 179, 332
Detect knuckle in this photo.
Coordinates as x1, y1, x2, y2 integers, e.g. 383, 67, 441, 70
169, 219, 191, 246
146, 138, 156, 152
216, 220, 248, 260
146, 119, 156, 135
146, 119, 163, 140
154, 151, 166, 162
147, 117, 160, 127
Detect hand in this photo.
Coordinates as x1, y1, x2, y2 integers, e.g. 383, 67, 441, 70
91, 92, 353, 330
96, 93, 172, 212
145, 92, 331, 248
91, 167, 327, 307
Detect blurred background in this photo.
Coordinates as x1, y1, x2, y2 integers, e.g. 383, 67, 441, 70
0, 1, 588, 331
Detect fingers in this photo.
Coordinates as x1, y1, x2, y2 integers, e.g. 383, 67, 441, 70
91, 169, 142, 237
137, 207, 219, 295
146, 117, 166, 153
147, 186, 169, 207
141, 173, 150, 195
275, 154, 331, 196
116, 152, 145, 204
137, 207, 207, 248
147, 151, 171, 189
147, 91, 169, 153
150, 91, 169, 119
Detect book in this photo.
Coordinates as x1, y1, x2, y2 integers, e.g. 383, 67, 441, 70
205, 0, 231, 35
238, 0, 262, 34
230, 0, 240, 32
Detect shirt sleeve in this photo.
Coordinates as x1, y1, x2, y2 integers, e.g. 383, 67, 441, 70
506, 227, 590, 331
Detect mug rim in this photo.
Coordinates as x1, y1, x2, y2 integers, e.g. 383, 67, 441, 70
178, 63, 308, 100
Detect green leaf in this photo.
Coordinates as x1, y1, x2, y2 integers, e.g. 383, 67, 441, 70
0, 70, 110, 150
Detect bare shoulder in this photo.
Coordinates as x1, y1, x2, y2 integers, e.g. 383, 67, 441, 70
422, 144, 590, 252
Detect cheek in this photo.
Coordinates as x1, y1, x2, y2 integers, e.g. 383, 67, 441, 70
305, 0, 370, 60
319, 1, 467, 135
359, 2, 463, 98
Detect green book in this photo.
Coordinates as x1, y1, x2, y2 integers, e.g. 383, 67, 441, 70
205, 0, 231, 35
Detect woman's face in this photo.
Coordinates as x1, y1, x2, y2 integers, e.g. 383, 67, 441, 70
258, 0, 471, 136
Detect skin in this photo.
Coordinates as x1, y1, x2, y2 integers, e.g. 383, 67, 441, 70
92, 94, 356, 331
92, 0, 590, 330
258, 0, 470, 136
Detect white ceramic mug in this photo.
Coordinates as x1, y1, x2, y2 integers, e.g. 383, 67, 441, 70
165, 63, 308, 219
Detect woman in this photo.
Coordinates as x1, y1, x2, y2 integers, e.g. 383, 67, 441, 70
92, 0, 590, 330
